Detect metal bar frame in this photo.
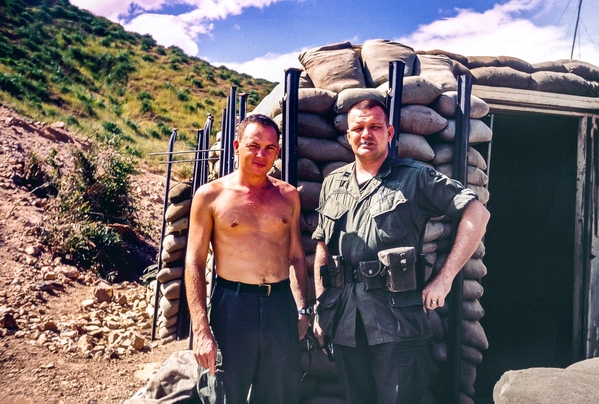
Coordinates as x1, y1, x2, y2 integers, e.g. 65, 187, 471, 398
387, 60, 405, 154
282, 68, 301, 186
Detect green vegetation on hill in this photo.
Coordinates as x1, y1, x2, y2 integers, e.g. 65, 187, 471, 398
0, 0, 276, 171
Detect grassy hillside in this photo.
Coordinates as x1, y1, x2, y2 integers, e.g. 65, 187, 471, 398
0, 0, 276, 174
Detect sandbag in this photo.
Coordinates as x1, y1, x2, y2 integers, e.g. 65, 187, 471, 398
301, 211, 319, 234
424, 220, 445, 243
160, 279, 182, 300
532, 60, 568, 73
462, 299, 485, 321
298, 41, 366, 93
460, 361, 477, 396
162, 233, 188, 253
298, 136, 355, 162
529, 71, 592, 96
431, 91, 490, 119
165, 199, 191, 223
301, 233, 318, 254
336, 134, 351, 150
563, 60, 599, 82
250, 82, 283, 118
161, 247, 186, 264
168, 182, 192, 204
157, 266, 184, 283
462, 344, 483, 365
334, 113, 348, 133
322, 161, 349, 178
396, 133, 435, 161
298, 158, 322, 182
470, 66, 531, 89
360, 39, 416, 87
462, 319, 489, 350
414, 54, 457, 91
334, 88, 385, 113
298, 180, 322, 211
463, 279, 484, 300
377, 76, 445, 106
435, 119, 493, 144
469, 183, 490, 205
426, 49, 469, 65
165, 216, 189, 236
157, 313, 178, 329
434, 164, 489, 186
298, 113, 337, 139
429, 310, 445, 341
431, 143, 487, 170
463, 258, 487, 279
299, 70, 315, 88
400, 105, 448, 136
159, 324, 177, 339
496, 55, 535, 73
159, 297, 179, 319
294, 88, 338, 114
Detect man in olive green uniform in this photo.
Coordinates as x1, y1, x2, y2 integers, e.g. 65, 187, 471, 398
312, 99, 490, 403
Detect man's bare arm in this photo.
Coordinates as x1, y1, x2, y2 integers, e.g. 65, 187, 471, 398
422, 199, 490, 310
287, 189, 309, 339
185, 186, 218, 374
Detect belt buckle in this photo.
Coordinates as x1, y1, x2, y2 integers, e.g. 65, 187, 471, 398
258, 284, 271, 296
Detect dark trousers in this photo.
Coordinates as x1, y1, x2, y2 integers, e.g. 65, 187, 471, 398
207, 284, 301, 404
334, 311, 431, 404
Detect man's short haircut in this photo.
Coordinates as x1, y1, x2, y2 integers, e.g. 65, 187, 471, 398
347, 99, 390, 127
236, 114, 281, 141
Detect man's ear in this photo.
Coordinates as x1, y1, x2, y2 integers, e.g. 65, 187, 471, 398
387, 125, 395, 143
233, 139, 239, 153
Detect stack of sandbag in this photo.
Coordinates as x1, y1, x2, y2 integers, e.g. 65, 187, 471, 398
150, 182, 192, 343
246, 38, 494, 403
424, 50, 599, 97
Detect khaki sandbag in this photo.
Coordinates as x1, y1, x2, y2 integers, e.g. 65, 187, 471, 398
336, 134, 352, 150
414, 54, 457, 92
298, 136, 355, 163
562, 60, 599, 82
165, 216, 189, 236
360, 39, 416, 87
250, 82, 283, 118
334, 113, 348, 134
301, 211, 319, 234
334, 88, 385, 114
377, 76, 444, 106
529, 71, 592, 96
463, 258, 487, 279
470, 66, 531, 89
465, 55, 500, 69
462, 344, 483, 365
462, 319, 489, 350
158, 313, 178, 329
461, 361, 477, 397
159, 296, 179, 319
424, 221, 445, 243
434, 164, 488, 186
168, 182, 191, 204
161, 248, 186, 264
432, 341, 447, 362
532, 60, 568, 73
157, 266, 184, 283
462, 299, 485, 321
283, 88, 337, 114
463, 279, 484, 300
298, 113, 337, 139
160, 279, 182, 300
428, 309, 445, 341
431, 91, 490, 119
159, 324, 177, 339
298, 41, 366, 93
426, 49, 469, 65
165, 199, 191, 223
422, 242, 437, 254
298, 158, 322, 182
400, 105, 447, 136
473, 240, 486, 259
436, 119, 493, 144
396, 133, 435, 161
162, 233, 188, 253
431, 143, 487, 170
298, 181, 322, 211
496, 55, 535, 73
322, 161, 349, 178
299, 70, 315, 88
469, 184, 490, 205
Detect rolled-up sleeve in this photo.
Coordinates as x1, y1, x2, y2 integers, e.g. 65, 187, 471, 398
419, 166, 478, 221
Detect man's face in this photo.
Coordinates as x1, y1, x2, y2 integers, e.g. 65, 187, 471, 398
234, 123, 280, 177
346, 106, 394, 164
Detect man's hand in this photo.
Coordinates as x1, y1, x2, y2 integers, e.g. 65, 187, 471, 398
193, 330, 219, 375
298, 314, 310, 340
312, 318, 326, 349
421, 275, 452, 312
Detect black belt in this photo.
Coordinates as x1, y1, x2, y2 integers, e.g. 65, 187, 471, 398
344, 265, 364, 283
216, 277, 290, 296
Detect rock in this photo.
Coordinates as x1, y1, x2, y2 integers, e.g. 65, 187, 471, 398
81, 298, 95, 309
94, 284, 113, 303
77, 335, 94, 353
43, 272, 57, 281
57, 265, 79, 279
0, 311, 18, 329
25, 245, 40, 256
42, 320, 58, 332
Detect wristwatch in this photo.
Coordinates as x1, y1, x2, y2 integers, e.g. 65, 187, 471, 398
298, 307, 313, 316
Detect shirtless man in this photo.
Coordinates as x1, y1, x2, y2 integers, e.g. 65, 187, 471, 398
185, 114, 309, 404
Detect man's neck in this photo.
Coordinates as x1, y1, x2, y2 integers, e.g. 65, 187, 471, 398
355, 156, 386, 184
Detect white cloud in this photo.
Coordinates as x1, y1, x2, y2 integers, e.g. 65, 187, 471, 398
395, 0, 599, 66
214, 51, 303, 83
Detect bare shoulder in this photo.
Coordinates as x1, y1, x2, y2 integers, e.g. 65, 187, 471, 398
268, 176, 299, 199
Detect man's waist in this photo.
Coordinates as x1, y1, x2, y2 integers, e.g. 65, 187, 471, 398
215, 277, 290, 296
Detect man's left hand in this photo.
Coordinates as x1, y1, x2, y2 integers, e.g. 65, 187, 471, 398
422, 276, 452, 312
297, 314, 310, 339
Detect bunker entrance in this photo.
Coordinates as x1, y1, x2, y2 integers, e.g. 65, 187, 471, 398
474, 112, 579, 401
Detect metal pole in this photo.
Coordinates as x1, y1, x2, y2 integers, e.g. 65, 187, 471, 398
219, 108, 228, 179
282, 68, 301, 186
227, 87, 237, 173
239, 93, 248, 122
151, 129, 178, 341
201, 114, 214, 186
387, 60, 405, 155
448, 75, 472, 403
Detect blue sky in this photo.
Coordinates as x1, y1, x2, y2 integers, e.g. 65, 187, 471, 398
71, 0, 599, 83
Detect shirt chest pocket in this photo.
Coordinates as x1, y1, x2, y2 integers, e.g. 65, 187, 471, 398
317, 197, 350, 244
369, 188, 412, 243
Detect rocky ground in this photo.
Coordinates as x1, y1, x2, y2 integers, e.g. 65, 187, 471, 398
0, 105, 189, 404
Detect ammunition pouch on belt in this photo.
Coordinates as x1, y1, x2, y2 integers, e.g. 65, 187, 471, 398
359, 260, 385, 290
378, 246, 418, 292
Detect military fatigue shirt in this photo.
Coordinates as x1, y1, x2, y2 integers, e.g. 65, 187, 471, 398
312, 157, 478, 346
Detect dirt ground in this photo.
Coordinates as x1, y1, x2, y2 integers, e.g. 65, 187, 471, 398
0, 104, 190, 404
